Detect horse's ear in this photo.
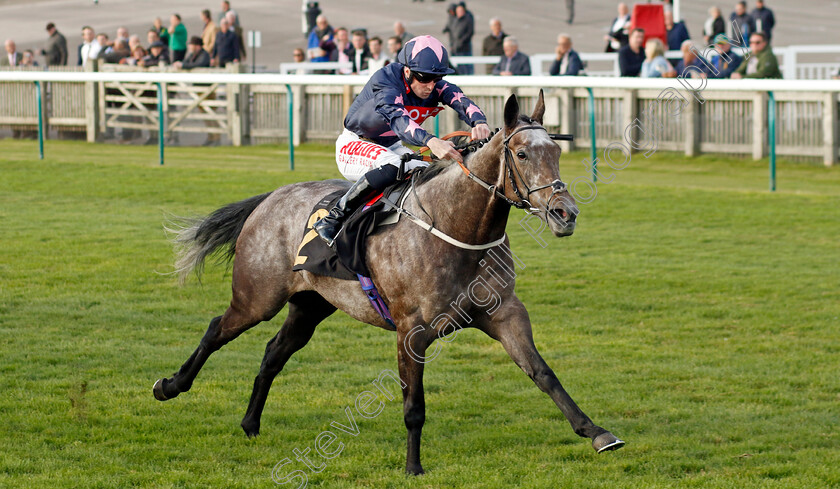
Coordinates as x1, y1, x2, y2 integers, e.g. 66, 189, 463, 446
531, 89, 545, 125
504, 93, 519, 131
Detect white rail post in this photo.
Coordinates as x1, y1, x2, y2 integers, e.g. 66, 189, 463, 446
823, 91, 838, 166
752, 91, 768, 160
84, 60, 99, 143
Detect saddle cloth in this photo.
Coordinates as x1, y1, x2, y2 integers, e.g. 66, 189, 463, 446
291, 178, 412, 280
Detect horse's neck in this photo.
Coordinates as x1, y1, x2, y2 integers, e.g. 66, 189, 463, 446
413, 140, 510, 245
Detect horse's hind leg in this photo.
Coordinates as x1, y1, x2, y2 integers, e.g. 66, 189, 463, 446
154, 281, 290, 401
241, 291, 336, 437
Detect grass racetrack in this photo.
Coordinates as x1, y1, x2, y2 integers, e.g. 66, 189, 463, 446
1, 140, 839, 488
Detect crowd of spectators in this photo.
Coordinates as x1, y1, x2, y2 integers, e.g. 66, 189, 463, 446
614, 0, 780, 79
291, 0, 781, 80
1, 1, 246, 70
1, 0, 783, 81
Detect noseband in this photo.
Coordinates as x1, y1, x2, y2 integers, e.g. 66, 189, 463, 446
456, 125, 572, 212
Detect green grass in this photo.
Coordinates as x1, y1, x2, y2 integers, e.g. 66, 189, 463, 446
1, 140, 839, 488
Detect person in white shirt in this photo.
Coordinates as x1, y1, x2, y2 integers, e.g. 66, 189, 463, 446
79, 26, 101, 67
365, 36, 387, 74
604, 3, 631, 52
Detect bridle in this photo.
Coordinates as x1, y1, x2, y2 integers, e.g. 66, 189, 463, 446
454, 125, 573, 213
391, 126, 575, 251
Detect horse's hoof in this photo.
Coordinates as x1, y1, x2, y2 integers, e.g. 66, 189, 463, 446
153, 379, 169, 401
405, 464, 425, 476
593, 432, 625, 453
241, 421, 260, 438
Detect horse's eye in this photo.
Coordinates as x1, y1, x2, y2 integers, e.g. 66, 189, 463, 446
516, 151, 527, 160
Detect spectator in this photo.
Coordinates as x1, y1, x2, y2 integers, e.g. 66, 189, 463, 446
153, 17, 169, 46
201, 9, 218, 55
549, 34, 583, 76
482, 18, 506, 74
367, 37, 388, 72
565, 0, 574, 25
749, 0, 775, 41
141, 41, 169, 67
706, 34, 743, 78
168, 14, 188, 62
348, 29, 371, 74
604, 3, 631, 52
732, 32, 781, 78
96, 33, 112, 56
291, 48, 307, 73
42, 22, 68, 66
664, 11, 690, 51
704, 7, 726, 45
180, 37, 214, 146
492, 36, 530, 76
304, 2, 321, 37
641, 38, 676, 78
393, 21, 413, 44
307, 15, 334, 62
226, 11, 247, 61
174, 36, 210, 69
147, 29, 170, 61
321, 27, 351, 73
730, 1, 751, 39
21, 49, 38, 67
101, 39, 130, 64
116, 27, 129, 43
386, 36, 402, 64
123, 45, 146, 66
443, 2, 474, 74
212, 18, 240, 67
675, 40, 707, 78
218, 0, 240, 28
78, 26, 101, 67
120, 44, 149, 66
618, 28, 646, 76
128, 35, 141, 54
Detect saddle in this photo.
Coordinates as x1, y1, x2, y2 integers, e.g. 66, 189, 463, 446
292, 176, 413, 280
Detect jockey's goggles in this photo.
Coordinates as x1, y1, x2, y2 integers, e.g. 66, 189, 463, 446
411, 71, 444, 83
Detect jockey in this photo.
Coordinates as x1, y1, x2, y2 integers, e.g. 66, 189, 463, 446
314, 35, 491, 246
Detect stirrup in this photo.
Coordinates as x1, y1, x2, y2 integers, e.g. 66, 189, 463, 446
313, 216, 341, 246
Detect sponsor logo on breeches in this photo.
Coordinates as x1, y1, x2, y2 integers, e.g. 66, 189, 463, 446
338, 141, 388, 168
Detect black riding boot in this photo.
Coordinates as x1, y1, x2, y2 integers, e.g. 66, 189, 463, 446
314, 175, 379, 246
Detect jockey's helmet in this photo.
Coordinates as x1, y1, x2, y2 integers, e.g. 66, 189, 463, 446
397, 35, 456, 76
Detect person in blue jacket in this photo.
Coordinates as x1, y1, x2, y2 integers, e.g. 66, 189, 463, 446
314, 35, 491, 245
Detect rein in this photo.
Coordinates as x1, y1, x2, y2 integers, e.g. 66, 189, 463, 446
456, 126, 571, 213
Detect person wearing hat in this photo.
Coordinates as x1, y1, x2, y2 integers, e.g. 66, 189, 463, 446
42, 22, 68, 66
706, 34, 743, 79
174, 36, 210, 69
141, 40, 169, 67
313, 35, 491, 246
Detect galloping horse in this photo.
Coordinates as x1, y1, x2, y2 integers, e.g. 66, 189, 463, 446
154, 91, 624, 474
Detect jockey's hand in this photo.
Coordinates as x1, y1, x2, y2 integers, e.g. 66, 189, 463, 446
427, 137, 462, 163
471, 123, 491, 141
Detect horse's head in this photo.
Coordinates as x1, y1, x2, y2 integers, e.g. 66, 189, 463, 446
500, 90, 578, 237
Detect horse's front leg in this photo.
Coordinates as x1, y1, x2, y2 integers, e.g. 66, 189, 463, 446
396, 323, 434, 475
482, 299, 624, 452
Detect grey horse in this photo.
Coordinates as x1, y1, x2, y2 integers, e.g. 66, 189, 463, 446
153, 91, 624, 475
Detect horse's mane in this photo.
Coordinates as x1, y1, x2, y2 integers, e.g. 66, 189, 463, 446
413, 159, 456, 186
413, 124, 521, 187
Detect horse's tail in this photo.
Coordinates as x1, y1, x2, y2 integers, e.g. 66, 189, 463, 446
167, 192, 273, 284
